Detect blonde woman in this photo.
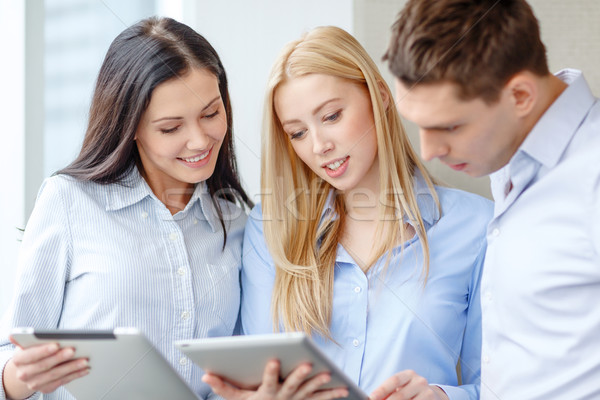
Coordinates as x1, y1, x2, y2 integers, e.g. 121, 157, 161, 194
204, 26, 492, 400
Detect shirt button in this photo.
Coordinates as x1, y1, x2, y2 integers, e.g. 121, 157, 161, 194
179, 357, 188, 366
354, 286, 361, 293
193, 219, 198, 225
169, 232, 178, 241
484, 291, 492, 301
181, 311, 190, 320
491, 228, 500, 237
141, 211, 148, 219
352, 339, 359, 347
483, 355, 490, 364
177, 268, 186, 276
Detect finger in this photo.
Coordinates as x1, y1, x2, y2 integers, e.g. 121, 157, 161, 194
31, 365, 90, 394
386, 375, 431, 400
14, 347, 77, 381
293, 372, 332, 400
11, 342, 61, 365
258, 359, 282, 394
308, 388, 350, 400
202, 373, 249, 400
25, 357, 88, 391
278, 362, 312, 398
369, 370, 415, 400
396, 374, 429, 399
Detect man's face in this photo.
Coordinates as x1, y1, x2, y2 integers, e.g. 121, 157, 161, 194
394, 79, 523, 177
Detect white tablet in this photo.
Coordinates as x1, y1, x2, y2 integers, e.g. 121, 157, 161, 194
11, 327, 199, 400
175, 332, 368, 400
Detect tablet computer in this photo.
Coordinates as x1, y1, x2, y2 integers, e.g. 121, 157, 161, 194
11, 327, 199, 400
175, 332, 368, 400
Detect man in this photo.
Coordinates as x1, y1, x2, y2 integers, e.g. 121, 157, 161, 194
384, 0, 600, 399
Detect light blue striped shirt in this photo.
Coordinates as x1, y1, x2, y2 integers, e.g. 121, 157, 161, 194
241, 177, 492, 400
0, 166, 246, 400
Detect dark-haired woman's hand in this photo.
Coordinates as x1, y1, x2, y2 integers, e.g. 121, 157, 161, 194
3, 338, 89, 399
202, 359, 349, 400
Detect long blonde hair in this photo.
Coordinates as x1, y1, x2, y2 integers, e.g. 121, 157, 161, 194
261, 26, 439, 338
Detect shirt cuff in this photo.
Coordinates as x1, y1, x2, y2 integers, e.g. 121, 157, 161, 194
435, 384, 474, 400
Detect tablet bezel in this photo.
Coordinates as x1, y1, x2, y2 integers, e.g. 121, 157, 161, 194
11, 327, 199, 400
175, 332, 368, 400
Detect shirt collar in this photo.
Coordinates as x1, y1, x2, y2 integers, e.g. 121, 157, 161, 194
319, 170, 439, 229
517, 69, 596, 169
104, 165, 219, 232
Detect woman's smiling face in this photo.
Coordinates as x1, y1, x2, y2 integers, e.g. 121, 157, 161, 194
135, 68, 227, 200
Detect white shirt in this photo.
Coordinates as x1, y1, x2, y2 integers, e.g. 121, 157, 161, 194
481, 69, 600, 399
0, 167, 246, 400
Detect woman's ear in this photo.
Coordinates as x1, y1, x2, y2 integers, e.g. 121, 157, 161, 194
377, 80, 390, 111
505, 72, 537, 118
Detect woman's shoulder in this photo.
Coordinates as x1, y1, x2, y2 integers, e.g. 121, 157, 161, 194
38, 174, 97, 199
244, 203, 265, 232
434, 185, 494, 223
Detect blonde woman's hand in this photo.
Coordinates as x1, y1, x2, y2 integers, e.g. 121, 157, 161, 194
3, 337, 89, 399
369, 370, 448, 400
202, 359, 349, 400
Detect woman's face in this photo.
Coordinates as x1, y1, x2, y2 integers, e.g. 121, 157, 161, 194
135, 68, 227, 201
274, 73, 380, 194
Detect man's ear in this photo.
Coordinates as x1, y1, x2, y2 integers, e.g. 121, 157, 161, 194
505, 72, 537, 117
377, 80, 390, 111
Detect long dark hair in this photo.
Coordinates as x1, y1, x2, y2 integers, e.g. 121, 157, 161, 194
58, 17, 252, 245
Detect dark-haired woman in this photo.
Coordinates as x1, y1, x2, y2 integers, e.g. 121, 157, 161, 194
0, 17, 252, 400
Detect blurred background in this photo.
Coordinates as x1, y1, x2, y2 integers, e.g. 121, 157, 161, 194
1, 0, 599, 315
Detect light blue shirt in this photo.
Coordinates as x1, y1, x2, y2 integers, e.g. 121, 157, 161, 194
0, 167, 246, 400
481, 69, 600, 399
241, 177, 492, 400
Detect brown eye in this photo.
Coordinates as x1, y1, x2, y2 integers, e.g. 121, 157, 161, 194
160, 126, 179, 134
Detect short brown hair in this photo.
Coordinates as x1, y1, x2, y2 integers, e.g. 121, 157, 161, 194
384, 0, 549, 103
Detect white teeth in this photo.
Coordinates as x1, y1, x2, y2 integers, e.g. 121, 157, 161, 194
183, 152, 209, 163
326, 156, 348, 170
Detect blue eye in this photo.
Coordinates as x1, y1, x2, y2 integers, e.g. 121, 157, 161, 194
291, 130, 306, 140
324, 111, 341, 122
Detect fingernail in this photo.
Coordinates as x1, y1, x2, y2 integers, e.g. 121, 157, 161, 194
47, 343, 59, 353
78, 359, 88, 368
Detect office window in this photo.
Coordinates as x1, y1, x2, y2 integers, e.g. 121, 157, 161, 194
44, 0, 157, 176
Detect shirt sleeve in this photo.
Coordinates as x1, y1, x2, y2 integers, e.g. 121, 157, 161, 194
592, 170, 600, 256
239, 204, 277, 335
0, 178, 71, 400
206, 391, 225, 400
436, 234, 485, 400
